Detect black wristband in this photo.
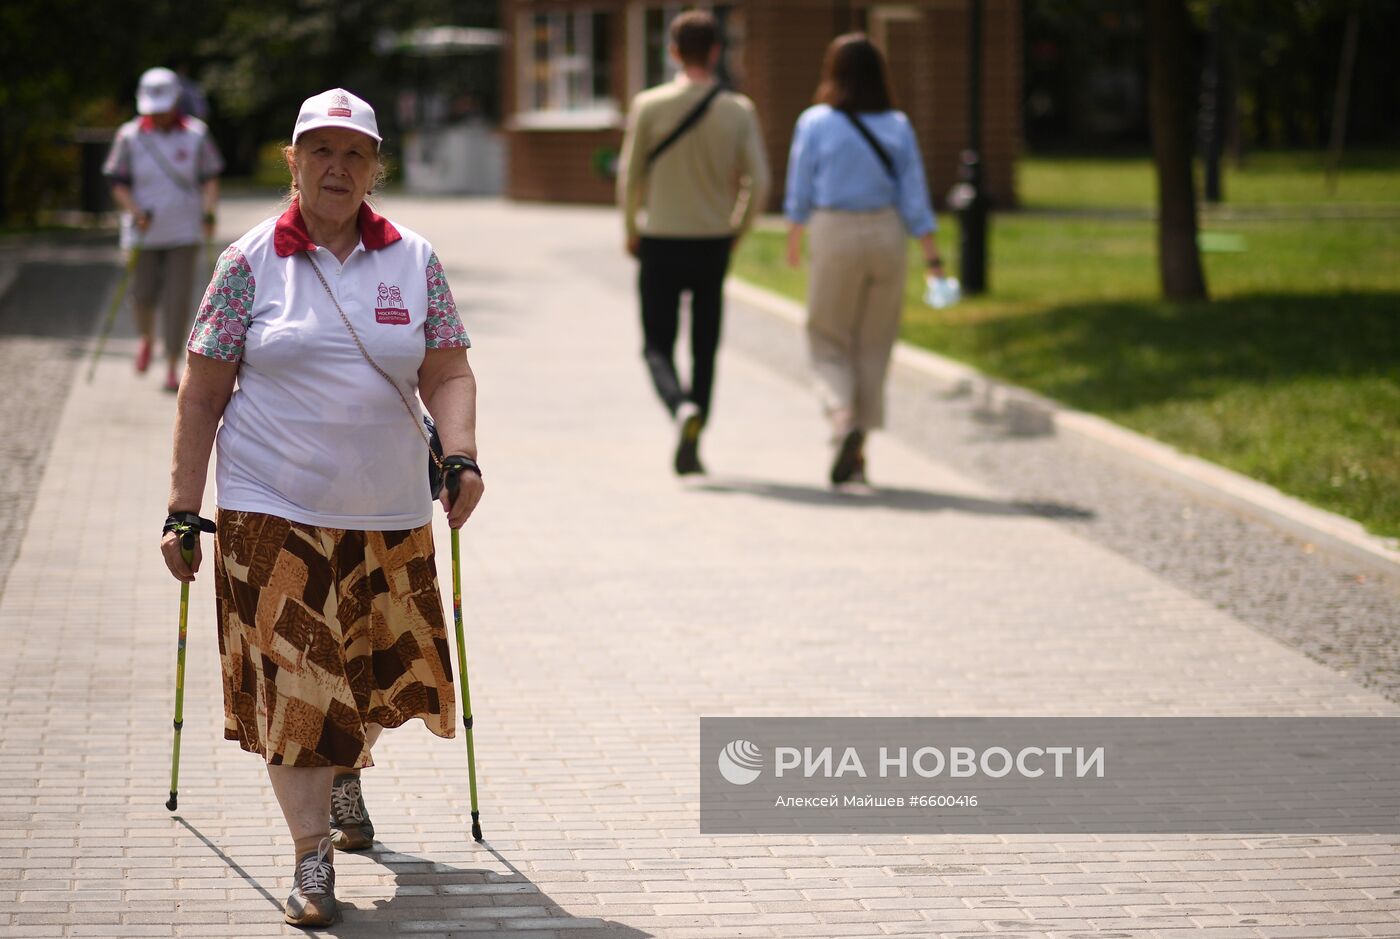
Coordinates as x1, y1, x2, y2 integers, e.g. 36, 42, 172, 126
163, 512, 217, 536
443, 455, 482, 479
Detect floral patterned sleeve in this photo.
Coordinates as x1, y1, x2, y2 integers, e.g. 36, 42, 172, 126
188, 246, 255, 361
424, 251, 470, 349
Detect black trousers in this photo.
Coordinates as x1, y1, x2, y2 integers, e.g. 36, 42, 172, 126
638, 236, 734, 420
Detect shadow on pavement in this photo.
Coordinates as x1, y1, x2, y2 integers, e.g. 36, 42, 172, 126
694, 476, 1094, 520
330, 844, 652, 938
173, 816, 283, 911
175, 819, 651, 937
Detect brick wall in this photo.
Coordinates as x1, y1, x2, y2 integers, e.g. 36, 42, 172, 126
912, 0, 1021, 210
741, 2, 840, 212
507, 129, 624, 204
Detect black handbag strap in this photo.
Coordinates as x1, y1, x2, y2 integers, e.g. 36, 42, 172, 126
840, 109, 897, 180
646, 83, 724, 168
302, 251, 444, 475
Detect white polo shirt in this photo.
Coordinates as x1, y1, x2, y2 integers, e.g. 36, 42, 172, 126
188, 201, 470, 530
103, 114, 223, 249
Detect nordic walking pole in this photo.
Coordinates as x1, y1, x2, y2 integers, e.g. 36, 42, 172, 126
164, 512, 215, 811
166, 539, 192, 811
444, 465, 483, 841
87, 243, 141, 383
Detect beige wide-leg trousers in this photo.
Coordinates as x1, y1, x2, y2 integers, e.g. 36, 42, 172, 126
806, 207, 908, 436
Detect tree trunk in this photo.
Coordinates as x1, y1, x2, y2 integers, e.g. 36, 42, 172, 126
1146, 0, 1208, 300
1325, 10, 1361, 195
1200, 2, 1224, 203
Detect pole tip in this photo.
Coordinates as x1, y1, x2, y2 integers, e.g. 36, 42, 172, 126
166, 793, 178, 811
472, 819, 482, 842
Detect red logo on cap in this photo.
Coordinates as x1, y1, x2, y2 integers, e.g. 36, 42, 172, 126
328, 92, 352, 118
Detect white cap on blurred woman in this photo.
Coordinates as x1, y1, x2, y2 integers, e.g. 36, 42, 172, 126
136, 67, 180, 116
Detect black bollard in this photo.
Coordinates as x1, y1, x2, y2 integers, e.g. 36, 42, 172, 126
948, 149, 989, 295
947, 0, 989, 295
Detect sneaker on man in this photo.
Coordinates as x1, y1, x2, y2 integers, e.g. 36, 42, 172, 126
673, 401, 705, 476
329, 773, 374, 851
284, 837, 338, 927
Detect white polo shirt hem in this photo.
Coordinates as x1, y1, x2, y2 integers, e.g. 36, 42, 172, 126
213, 497, 432, 532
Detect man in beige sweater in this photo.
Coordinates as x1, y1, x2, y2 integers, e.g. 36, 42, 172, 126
618, 10, 770, 475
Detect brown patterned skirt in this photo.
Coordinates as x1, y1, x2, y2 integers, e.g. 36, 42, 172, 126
214, 509, 456, 767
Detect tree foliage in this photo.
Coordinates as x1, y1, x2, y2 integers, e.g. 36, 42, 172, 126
0, 0, 497, 224
1025, 0, 1398, 150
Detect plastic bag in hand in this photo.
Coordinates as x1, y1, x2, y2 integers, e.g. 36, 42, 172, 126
923, 274, 962, 309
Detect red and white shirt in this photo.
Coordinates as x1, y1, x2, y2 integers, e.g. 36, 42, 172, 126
102, 113, 223, 249
189, 201, 470, 530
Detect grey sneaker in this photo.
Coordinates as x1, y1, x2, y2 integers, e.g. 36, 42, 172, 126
284, 837, 338, 927
329, 773, 375, 851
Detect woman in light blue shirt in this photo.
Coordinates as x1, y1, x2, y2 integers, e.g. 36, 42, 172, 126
784, 33, 944, 486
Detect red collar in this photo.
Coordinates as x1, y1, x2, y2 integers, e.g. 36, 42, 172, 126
273, 200, 402, 257
138, 113, 189, 132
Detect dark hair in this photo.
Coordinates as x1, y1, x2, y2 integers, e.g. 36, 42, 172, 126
670, 10, 719, 67
815, 33, 893, 112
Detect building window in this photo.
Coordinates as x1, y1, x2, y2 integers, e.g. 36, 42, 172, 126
643, 6, 681, 90
517, 9, 619, 128
630, 4, 744, 96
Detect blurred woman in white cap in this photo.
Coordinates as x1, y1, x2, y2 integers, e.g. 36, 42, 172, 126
158, 88, 485, 927
103, 66, 223, 391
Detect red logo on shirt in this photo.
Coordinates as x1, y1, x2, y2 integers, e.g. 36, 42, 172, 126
374, 282, 409, 324
328, 92, 352, 118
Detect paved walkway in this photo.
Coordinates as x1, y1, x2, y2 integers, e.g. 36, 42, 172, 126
1, 196, 1398, 938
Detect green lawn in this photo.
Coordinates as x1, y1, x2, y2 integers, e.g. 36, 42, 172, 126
1020, 150, 1400, 210
735, 155, 1400, 538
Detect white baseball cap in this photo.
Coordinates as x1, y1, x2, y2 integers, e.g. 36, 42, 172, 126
136, 67, 180, 116
292, 88, 382, 146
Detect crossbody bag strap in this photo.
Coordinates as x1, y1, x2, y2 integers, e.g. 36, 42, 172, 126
646, 83, 724, 169
302, 251, 445, 474
839, 109, 897, 180
137, 132, 200, 194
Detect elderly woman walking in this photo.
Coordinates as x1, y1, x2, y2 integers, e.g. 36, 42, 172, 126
159, 88, 484, 927
784, 34, 942, 486
104, 66, 224, 391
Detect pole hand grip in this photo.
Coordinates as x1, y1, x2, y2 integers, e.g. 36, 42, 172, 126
440, 456, 482, 504
164, 513, 216, 569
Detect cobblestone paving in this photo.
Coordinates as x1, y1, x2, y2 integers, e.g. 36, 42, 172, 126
0, 198, 1397, 938
0, 238, 121, 595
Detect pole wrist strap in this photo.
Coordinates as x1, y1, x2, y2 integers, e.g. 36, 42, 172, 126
443, 455, 483, 480
163, 512, 217, 537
